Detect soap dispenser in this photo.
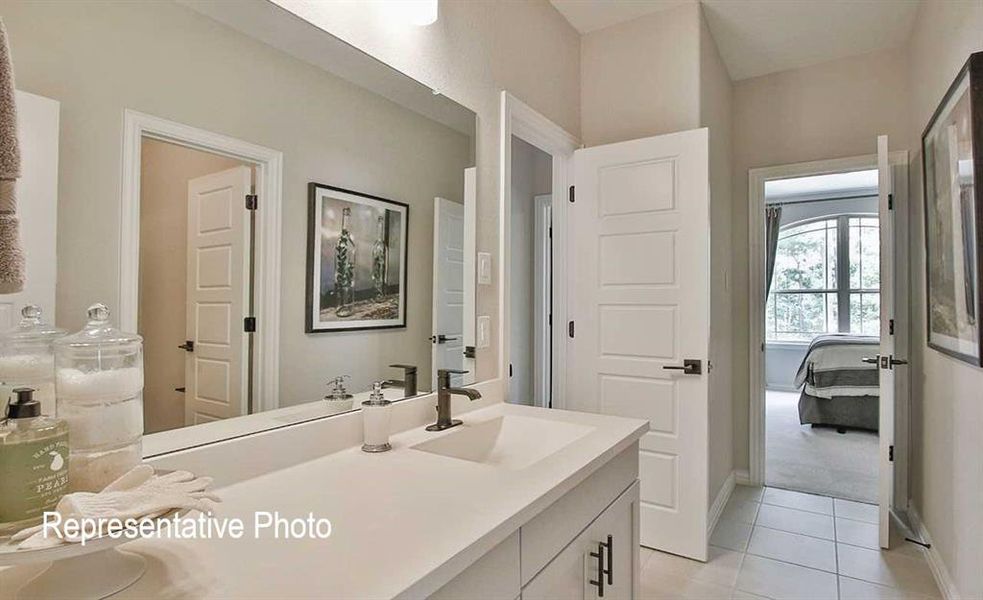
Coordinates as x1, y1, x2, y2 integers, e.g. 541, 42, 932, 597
361, 382, 392, 453
0, 387, 70, 535
324, 375, 354, 412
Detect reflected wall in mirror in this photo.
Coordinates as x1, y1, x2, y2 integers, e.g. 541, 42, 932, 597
1, 0, 478, 441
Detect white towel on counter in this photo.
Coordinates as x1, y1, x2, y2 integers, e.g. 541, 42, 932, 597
11, 465, 220, 549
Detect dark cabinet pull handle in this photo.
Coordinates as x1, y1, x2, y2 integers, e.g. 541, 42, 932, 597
603, 534, 613, 585
589, 540, 605, 597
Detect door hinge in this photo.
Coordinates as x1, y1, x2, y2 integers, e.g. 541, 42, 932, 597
889, 319, 895, 335
243, 317, 256, 332
568, 320, 575, 338
568, 185, 575, 203
245, 194, 258, 210
509, 363, 513, 378
549, 226, 553, 239
889, 445, 894, 462
888, 193, 894, 210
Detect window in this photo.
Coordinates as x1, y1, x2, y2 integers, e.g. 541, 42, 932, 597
766, 214, 879, 342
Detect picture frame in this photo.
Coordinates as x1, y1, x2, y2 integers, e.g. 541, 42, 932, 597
305, 182, 409, 333
922, 51, 983, 366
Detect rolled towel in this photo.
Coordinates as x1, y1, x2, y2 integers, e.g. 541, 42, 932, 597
0, 180, 24, 293
0, 19, 21, 180
0, 19, 24, 294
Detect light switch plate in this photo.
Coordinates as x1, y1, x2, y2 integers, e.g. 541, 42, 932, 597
476, 315, 491, 348
477, 252, 492, 285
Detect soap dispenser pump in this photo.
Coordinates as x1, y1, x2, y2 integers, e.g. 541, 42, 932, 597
361, 382, 392, 453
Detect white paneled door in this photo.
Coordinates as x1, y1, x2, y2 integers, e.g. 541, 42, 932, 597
569, 129, 710, 560
185, 166, 251, 425
432, 196, 466, 389
876, 135, 899, 549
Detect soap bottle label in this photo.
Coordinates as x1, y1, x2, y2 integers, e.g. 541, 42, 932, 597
0, 436, 69, 523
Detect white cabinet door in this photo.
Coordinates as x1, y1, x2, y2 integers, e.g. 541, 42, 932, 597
569, 129, 710, 560
523, 481, 639, 600
184, 166, 251, 425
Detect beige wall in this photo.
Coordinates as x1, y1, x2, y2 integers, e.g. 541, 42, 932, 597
730, 46, 912, 471
276, 0, 582, 383
906, 2, 983, 597
3, 0, 472, 404
581, 3, 701, 146
700, 6, 736, 505
139, 139, 244, 433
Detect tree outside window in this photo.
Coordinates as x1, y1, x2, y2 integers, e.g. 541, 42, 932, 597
766, 214, 879, 342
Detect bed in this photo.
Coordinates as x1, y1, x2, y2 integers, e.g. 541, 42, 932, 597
793, 334, 880, 431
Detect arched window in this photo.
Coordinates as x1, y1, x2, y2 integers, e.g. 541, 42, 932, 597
766, 215, 880, 342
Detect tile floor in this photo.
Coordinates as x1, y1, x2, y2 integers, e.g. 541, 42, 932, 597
638, 485, 941, 600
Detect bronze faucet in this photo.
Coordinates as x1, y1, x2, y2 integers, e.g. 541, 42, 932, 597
426, 369, 481, 431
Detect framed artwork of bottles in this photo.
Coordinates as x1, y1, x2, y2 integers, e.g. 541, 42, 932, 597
306, 182, 409, 333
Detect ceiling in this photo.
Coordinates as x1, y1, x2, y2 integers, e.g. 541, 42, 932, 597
550, 0, 920, 81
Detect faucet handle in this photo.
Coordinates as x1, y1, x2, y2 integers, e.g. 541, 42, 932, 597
438, 368, 469, 376
390, 363, 417, 373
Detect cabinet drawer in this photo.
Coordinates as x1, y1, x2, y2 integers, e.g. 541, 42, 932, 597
521, 442, 638, 585
523, 481, 639, 600
430, 531, 520, 600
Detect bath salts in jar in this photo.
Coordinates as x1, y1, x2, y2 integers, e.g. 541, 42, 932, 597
0, 305, 67, 416
54, 303, 144, 492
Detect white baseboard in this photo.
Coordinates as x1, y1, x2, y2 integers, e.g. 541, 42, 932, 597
734, 469, 753, 486
908, 505, 961, 600
708, 471, 736, 535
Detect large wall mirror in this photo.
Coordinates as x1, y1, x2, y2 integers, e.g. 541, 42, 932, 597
2, 0, 479, 449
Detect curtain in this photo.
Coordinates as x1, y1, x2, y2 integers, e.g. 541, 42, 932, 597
765, 205, 782, 296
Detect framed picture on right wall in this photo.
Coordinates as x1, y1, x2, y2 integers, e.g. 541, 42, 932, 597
922, 51, 983, 366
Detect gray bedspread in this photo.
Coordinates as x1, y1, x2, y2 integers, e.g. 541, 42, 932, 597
794, 334, 880, 431
793, 334, 879, 399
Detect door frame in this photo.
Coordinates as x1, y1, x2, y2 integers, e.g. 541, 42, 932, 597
499, 92, 578, 407
533, 193, 553, 408
120, 109, 283, 413
747, 151, 910, 506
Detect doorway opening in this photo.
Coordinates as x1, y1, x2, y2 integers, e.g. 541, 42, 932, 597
139, 138, 255, 433
508, 136, 553, 408
762, 169, 881, 502
749, 147, 911, 548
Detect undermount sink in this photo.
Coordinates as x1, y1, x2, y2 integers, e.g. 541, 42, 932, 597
410, 415, 594, 470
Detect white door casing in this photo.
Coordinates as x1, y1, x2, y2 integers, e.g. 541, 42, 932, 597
534, 194, 552, 409
462, 167, 477, 383
185, 166, 251, 425
432, 196, 466, 389
569, 129, 710, 560
877, 135, 897, 549
0, 91, 58, 328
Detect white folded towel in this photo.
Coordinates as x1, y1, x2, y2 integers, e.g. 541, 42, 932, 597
12, 465, 219, 549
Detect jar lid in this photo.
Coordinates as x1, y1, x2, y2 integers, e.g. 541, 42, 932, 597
54, 303, 143, 348
0, 304, 67, 344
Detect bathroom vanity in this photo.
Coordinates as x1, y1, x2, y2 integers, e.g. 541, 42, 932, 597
0, 399, 646, 599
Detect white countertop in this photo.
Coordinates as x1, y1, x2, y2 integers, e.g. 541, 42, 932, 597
0, 402, 647, 599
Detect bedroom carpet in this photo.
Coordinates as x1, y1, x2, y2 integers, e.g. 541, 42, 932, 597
765, 390, 878, 503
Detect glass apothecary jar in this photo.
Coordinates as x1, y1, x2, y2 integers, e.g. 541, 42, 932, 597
54, 303, 144, 492
0, 305, 67, 416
